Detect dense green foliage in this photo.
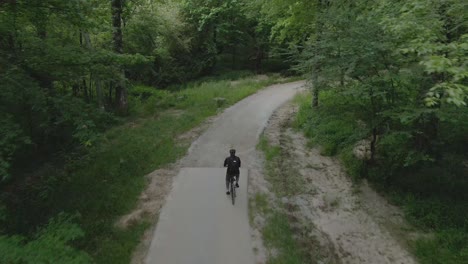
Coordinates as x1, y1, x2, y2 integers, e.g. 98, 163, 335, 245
288, 1, 467, 263
0, 214, 92, 263
0, 72, 289, 263
0, 0, 291, 182
0, 0, 298, 260
1, 0, 467, 262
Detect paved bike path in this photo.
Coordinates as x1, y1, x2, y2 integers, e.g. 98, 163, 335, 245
145, 81, 305, 264
145, 168, 251, 264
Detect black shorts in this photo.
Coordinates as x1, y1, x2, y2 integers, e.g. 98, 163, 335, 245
226, 173, 239, 181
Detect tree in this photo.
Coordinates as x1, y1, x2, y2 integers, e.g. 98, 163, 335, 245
249, 0, 325, 105
111, 0, 128, 114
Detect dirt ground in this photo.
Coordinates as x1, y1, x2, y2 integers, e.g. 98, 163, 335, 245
248, 100, 418, 264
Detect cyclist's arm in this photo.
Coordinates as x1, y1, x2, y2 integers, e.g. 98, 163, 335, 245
224, 158, 228, 167
238, 157, 241, 168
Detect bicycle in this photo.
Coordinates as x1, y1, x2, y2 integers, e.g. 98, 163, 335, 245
229, 175, 237, 205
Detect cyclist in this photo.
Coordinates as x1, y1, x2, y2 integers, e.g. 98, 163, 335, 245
224, 149, 241, 195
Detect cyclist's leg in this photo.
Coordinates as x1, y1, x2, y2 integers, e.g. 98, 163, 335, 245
235, 173, 240, 187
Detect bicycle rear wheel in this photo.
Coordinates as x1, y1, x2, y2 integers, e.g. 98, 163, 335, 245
231, 180, 235, 205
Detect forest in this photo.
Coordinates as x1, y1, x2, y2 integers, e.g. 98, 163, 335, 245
0, 0, 467, 263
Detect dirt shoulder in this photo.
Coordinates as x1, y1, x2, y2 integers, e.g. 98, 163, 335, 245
249, 100, 417, 263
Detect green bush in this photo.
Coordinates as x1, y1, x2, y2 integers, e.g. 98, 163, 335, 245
340, 147, 365, 181
369, 132, 413, 184
292, 92, 313, 129
0, 116, 30, 181
295, 90, 364, 156
414, 229, 468, 264
129, 86, 177, 116
0, 214, 92, 264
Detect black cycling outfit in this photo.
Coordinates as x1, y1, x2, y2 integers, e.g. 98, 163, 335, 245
224, 155, 241, 189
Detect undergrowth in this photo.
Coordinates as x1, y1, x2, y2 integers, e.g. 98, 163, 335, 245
294, 90, 468, 264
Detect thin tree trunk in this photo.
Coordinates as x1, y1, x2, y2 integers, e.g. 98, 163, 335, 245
108, 83, 113, 106
369, 83, 378, 163
311, 0, 331, 108
312, 78, 319, 107
96, 79, 104, 110
82, 79, 89, 101
79, 30, 92, 102
81, 31, 102, 107
232, 46, 236, 69
339, 47, 345, 88
111, 0, 128, 114
89, 75, 93, 100
112, 0, 123, 54
255, 48, 263, 74
370, 127, 377, 162
72, 83, 79, 97
311, 2, 325, 108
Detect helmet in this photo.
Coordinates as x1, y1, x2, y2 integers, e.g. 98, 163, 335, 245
229, 149, 236, 154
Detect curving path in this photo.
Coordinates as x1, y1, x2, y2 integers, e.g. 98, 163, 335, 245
144, 81, 305, 264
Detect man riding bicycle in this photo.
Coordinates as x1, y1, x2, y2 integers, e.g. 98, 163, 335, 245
224, 149, 241, 195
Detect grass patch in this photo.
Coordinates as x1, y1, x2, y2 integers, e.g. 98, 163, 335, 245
249, 193, 271, 226
257, 135, 281, 161
257, 134, 305, 197
249, 193, 271, 225
254, 193, 270, 215
263, 212, 307, 264
3, 73, 297, 263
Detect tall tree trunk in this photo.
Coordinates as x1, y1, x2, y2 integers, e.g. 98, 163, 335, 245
72, 83, 79, 97
370, 127, 377, 162
96, 79, 104, 110
312, 75, 319, 107
338, 47, 345, 88
81, 31, 103, 107
108, 83, 113, 105
368, 84, 378, 163
311, 0, 331, 108
111, 0, 128, 114
311, 1, 326, 108
255, 46, 263, 74
311, 41, 321, 108
82, 79, 89, 101
32, 7, 54, 93
232, 46, 236, 69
